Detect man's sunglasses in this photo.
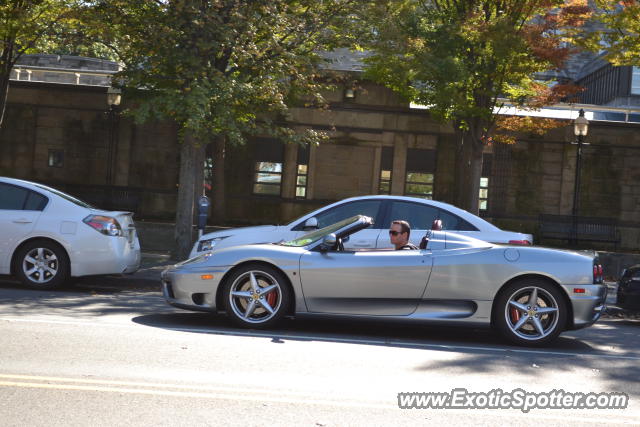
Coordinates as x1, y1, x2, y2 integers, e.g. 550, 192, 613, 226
388, 230, 404, 236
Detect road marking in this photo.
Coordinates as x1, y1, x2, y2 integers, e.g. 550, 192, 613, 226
0, 373, 388, 409
2, 316, 639, 361
0, 375, 637, 424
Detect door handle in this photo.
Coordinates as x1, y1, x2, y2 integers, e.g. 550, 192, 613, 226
353, 243, 373, 247
12, 219, 33, 224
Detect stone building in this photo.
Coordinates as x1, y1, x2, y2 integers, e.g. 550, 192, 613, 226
1, 54, 640, 250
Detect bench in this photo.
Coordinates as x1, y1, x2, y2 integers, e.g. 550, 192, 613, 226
539, 214, 620, 249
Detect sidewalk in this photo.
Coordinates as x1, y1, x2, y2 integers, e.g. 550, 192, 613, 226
74, 251, 175, 292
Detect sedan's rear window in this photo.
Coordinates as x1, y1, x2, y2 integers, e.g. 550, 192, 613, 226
24, 192, 48, 211
32, 183, 94, 209
0, 183, 29, 210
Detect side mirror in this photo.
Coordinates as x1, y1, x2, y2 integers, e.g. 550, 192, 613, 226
320, 233, 337, 252
304, 217, 318, 230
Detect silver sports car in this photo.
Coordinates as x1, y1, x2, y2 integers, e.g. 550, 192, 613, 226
162, 215, 607, 346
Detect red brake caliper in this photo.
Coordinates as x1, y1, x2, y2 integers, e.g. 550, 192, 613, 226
510, 307, 520, 323
266, 289, 277, 307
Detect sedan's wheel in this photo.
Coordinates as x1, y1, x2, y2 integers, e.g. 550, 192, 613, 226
494, 279, 567, 346
223, 264, 291, 328
15, 240, 69, 290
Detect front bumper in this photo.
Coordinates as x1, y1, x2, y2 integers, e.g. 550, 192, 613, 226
161, 266, 228, 313
562, 283, 607, 330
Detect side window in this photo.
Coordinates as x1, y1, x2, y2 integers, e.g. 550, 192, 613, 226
632, 269, 640, 281
438, 210, 478, 231
314, 200, 383, 229
388, 201, 439, 230
24, 192, 48, 211
0, 183, 29, 210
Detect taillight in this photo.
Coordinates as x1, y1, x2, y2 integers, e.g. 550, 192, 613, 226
83, 215, 123, 236
508, 240, 531, 245
593, 263, 604, 283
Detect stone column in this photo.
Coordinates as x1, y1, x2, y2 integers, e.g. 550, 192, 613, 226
281, 142, 298, 198
559, 136, 577, 215
113, 118, 132, 186
370, 146, 382, 193
280, 142, 299, 222
390, 134, 408, 195
306, 141, 317, 200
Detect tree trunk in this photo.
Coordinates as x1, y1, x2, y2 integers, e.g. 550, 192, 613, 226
172, 133, 203, 260
455, 129, 484, 215
211, 135, 226, 224
0, 40, 18, 130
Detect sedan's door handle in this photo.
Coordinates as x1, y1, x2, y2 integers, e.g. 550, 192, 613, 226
12, 219, 33, 224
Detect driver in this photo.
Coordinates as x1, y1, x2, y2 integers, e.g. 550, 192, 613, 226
389, 220, 418, 250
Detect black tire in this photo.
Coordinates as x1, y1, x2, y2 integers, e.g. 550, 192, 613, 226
493, 278, 567, 346
14, 240, 70, 290
222, 263, 292, 329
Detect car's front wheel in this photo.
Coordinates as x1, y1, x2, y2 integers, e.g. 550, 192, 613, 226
223, 264, 292, 328
494, 279, 567, 346
14, 240, 70, 290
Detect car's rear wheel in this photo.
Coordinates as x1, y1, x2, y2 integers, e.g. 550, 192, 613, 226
14, 240, 69, 290
223, 264, 291, 328
494, 279, 566, 346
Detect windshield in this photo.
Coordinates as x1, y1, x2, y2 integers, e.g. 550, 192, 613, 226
33, 183, 95, 209
281, 215, 362, 247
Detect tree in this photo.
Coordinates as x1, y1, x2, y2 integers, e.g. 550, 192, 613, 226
88, 0, 361, 259
364, 0, 590, 213
588, 1, 640, 65
0, 0, 80, 128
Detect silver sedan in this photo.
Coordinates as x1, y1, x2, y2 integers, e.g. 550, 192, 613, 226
162, 216, 607, 346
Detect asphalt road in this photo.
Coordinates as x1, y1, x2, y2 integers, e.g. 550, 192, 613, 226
0, 276, 639, 426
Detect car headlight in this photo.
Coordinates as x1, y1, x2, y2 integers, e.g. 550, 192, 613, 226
197, 236, 230, 252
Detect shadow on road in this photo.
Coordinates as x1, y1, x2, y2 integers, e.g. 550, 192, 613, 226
0, 277, 168, 318
131, 311, 605, 354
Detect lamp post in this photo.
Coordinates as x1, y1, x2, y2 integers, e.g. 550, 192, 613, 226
571, 109, 589, 217
105, 87, 121, 186
570, 109, 589, 245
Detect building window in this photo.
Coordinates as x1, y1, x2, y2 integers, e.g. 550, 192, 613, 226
379, 147, 393, 194
479, 153, 492, 213
405, 172, 433, 199
296, 164, 308, 198
404, 148, 435, 199
295, 143, 309, 198
379, 170, 391, 194
479, 177, 489, 211
48, 150, 64, 168
253, 161, 282, 195
632, 67, 640, 95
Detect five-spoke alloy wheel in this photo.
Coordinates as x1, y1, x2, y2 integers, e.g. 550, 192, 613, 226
494, 279, 567, 346
223, 264, 291, 328
15, 240, 69, 290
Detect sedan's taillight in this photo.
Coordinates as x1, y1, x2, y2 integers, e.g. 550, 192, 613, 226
508, 240, 531, 245
593, 263, 604, 284
83, 215, 123, 236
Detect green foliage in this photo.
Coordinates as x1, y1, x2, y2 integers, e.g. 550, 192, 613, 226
364, 0, 590, 137
587, 1, 640, 65
0, 0, 77, 58
86, 0, 362, 146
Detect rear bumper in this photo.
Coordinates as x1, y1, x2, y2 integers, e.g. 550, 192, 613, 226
562, 283, 607, 330
71, 235, 141, 277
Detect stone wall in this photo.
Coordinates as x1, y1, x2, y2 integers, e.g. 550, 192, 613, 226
2, 78, 640, 252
